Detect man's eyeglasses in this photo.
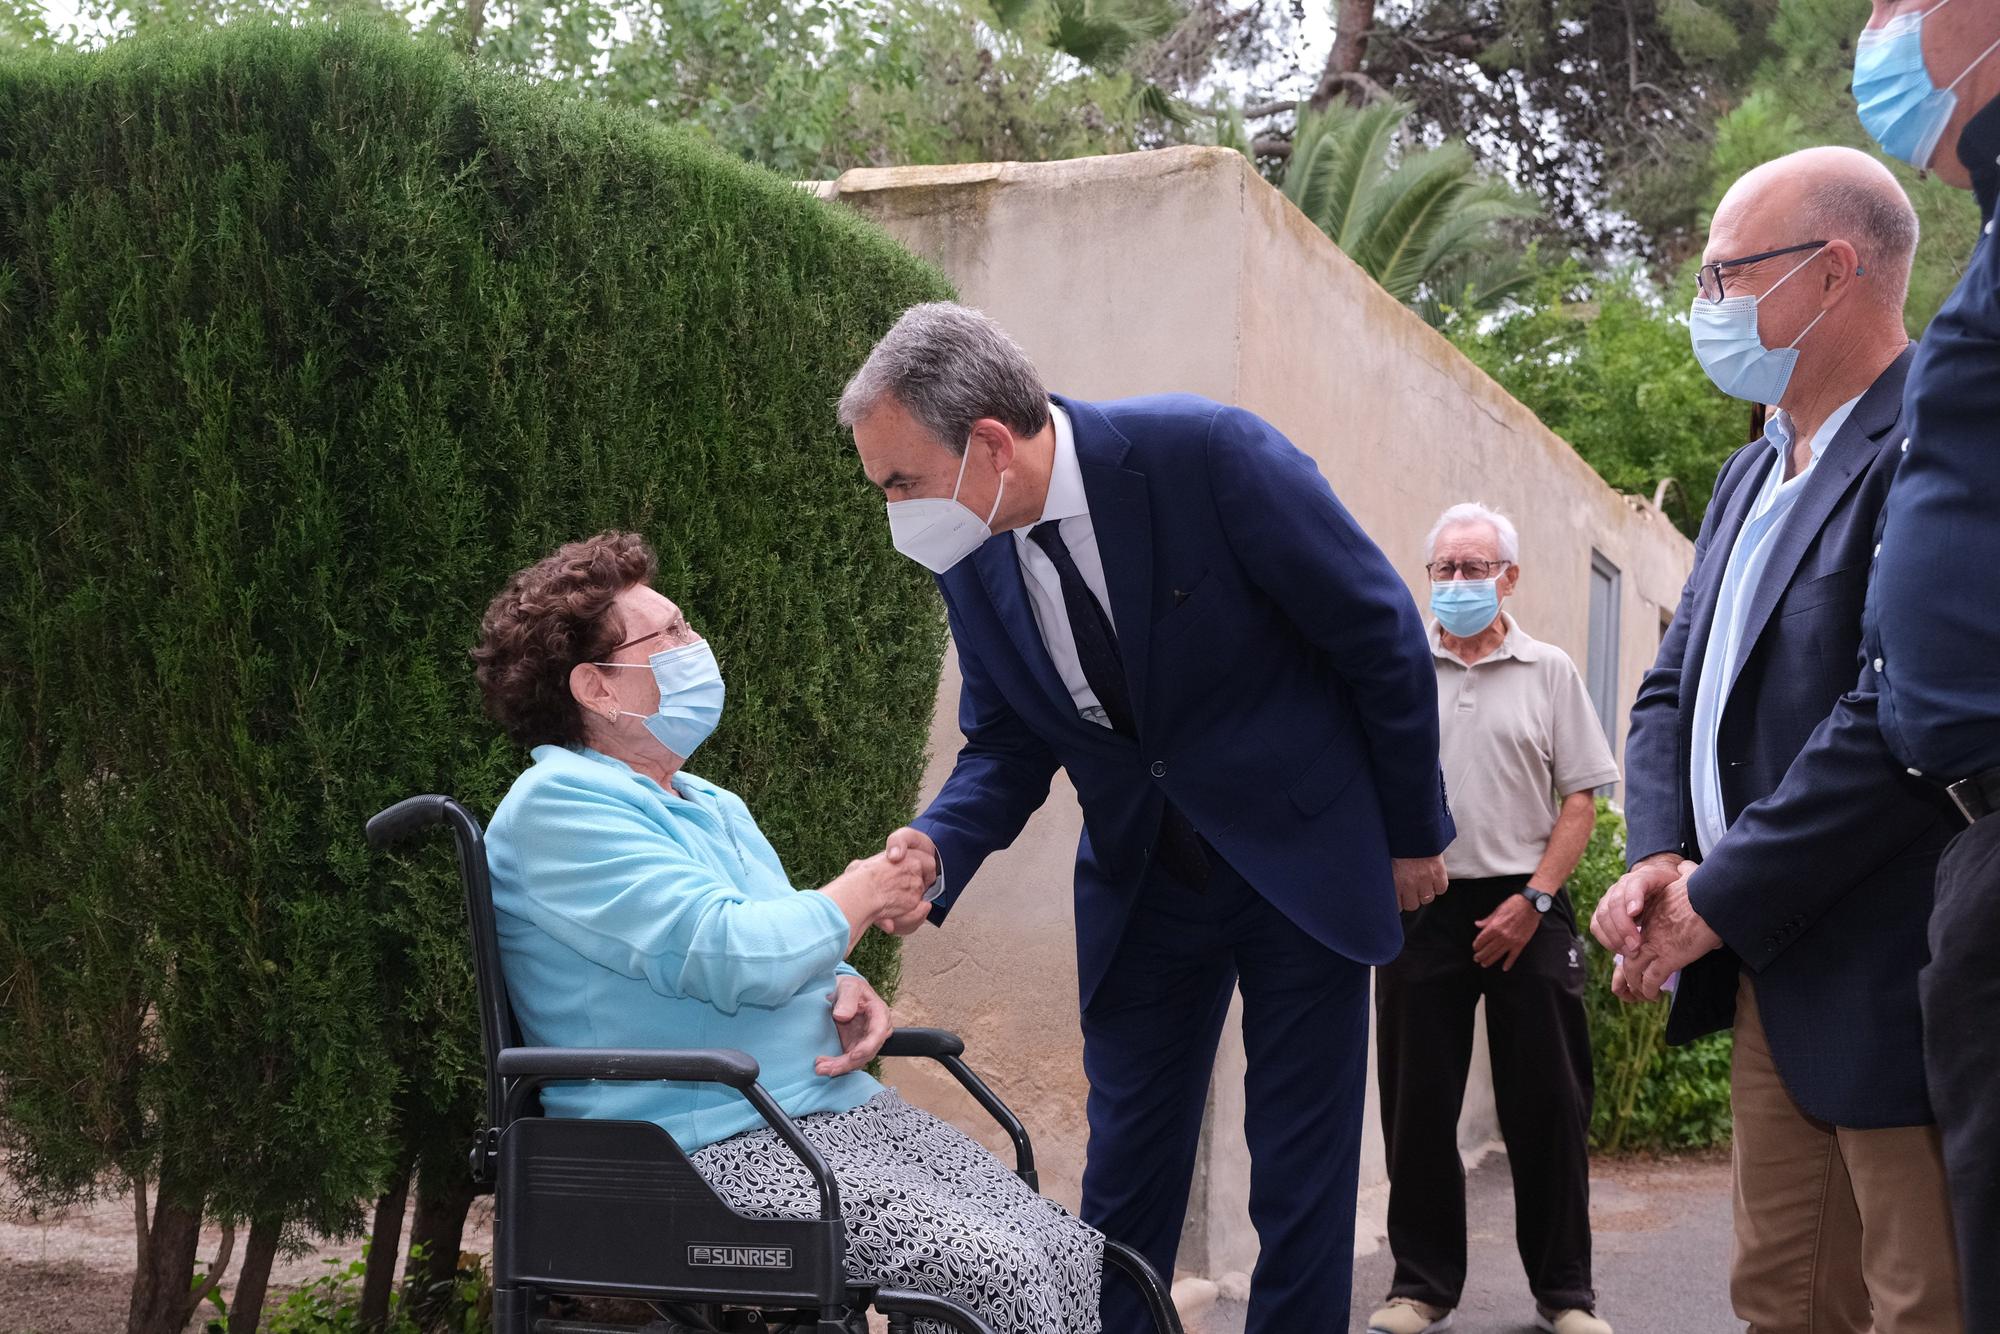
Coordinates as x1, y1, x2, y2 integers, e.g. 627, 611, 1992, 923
1426, 559, 1506, 582
1696, 240, 1827, 304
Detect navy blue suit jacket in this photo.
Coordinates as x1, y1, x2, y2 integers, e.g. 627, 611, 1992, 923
911, 394, 1454, 1006
1624, 347, 1958, 1128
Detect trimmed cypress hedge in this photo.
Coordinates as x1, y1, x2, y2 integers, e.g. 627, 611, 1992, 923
0, 16, 949, 1312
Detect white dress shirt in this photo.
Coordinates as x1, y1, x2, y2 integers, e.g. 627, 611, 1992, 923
1012, 403, 1116, 729
1689, 396, 1860, 856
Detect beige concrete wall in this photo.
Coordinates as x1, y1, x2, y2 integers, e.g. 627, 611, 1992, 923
812, 146, 1693, 1280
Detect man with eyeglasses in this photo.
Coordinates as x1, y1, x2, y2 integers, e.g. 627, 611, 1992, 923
1850, 4, 2000, 1324
1367, 503, 1620, 1334
1590, 148, 1964, 1331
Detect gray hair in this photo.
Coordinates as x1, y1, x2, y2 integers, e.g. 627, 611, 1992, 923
1426, 502, 1520, 564
838, 302, 1051, 453
1797, 174, 1919, 310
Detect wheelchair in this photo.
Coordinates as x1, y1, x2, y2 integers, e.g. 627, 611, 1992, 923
367, 794, 1186, 1334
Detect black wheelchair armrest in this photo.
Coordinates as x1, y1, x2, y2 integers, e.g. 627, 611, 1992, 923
496, 1045, 759, 1089
878, 1027, 965, 1059
495, 1045, 842, 1222
878, 1028, 1039, 1191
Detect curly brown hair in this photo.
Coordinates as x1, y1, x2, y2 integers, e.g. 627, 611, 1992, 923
472, 531, 659, 748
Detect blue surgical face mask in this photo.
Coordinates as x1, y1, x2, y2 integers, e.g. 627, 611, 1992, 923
1854, 0, 2000, 169
1688, 246, 1828, 404
595, 639, 726, 761
1431, 578, 1502, 638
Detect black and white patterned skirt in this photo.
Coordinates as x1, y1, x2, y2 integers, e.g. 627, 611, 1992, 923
690, 1089, 1103, 1334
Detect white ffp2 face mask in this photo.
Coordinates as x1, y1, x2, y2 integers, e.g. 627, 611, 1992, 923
885, 442, 1005, 574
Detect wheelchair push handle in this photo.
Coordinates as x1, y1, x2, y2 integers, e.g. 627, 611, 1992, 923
366, 794, 454, 849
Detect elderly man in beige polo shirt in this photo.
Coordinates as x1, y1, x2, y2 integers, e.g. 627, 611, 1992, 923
1367, 503, 1620, 1334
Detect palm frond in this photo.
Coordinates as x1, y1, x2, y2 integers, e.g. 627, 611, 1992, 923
1133, 81, 1191, 126
1310, 99, 1410, 250
1354, 149, 1481, 299
1041, 0, 1180, 68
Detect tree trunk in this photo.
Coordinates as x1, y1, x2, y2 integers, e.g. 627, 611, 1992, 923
126, 1172, 205, 1334
1313, 0, 1381, 107
225, 1218, 281, 1334
359, 1166, 413, 1331
402, 1165, 480, 1329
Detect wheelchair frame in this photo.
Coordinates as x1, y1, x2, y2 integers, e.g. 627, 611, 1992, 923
367, 793, 1184, 1334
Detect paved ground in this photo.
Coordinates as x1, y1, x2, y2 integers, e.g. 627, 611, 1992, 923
2, 1152, 1732, 1333
1189, 1150, 1737, 1334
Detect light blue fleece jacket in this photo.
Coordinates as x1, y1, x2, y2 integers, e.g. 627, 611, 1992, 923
485, 744, 881, 1150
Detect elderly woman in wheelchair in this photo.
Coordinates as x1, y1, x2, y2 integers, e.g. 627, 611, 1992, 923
468, 531, 1106, 1334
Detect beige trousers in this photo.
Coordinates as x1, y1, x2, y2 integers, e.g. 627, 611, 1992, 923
1730, 976, 1962, 1333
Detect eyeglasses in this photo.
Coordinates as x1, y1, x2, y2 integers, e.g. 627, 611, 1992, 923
1426, 559, 1506, 582
1696, 240, 1827, 304
610, 616, 696, 654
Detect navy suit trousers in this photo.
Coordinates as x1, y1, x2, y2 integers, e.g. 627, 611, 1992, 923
1081, 857, 1369, 1334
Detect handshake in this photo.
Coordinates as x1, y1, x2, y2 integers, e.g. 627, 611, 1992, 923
821, 826, 941, 946
1587, 851, 1724, 1003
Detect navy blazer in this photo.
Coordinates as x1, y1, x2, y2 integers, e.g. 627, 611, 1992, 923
912, 394, 1454, 1006
1624, 347, 1958, 1128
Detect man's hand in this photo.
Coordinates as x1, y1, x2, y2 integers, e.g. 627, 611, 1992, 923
1609, 954, 1648, 1004
1392, 855, 1449, 913
820, 848, 931, 949
878, 826, 939, 935
1473, 892, 1542, 970
1624, 869, 1723, 1001
816, 973, 893, 1077
1590, 852, 1683, 956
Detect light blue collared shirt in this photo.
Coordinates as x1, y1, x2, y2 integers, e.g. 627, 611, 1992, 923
1690, 397, 1861, 856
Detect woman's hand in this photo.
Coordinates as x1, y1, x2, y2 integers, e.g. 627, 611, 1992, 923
816, 973, 893, 1077
821, 850, 933, 950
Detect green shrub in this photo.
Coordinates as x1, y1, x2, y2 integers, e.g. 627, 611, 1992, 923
0, 19, 950, 1326
1571, 801, 1734, 1152
200, 1243, 487, 1334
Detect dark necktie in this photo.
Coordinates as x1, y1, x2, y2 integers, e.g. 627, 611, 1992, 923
1028, 522, 1209, 889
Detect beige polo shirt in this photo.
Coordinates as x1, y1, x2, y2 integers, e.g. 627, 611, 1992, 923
1433, 613, 1621, 880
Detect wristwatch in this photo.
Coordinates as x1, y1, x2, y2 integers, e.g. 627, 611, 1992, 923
1519, 887, 1555, 914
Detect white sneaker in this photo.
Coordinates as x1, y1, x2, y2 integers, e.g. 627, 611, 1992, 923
1536, 1307, 1612, 1334
1366, 1296, 1455, 1334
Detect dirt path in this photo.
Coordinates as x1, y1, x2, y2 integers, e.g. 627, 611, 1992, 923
1, 1184, 494, 1334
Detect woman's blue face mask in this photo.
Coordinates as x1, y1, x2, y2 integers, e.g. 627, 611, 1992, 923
594, 638, 727, 761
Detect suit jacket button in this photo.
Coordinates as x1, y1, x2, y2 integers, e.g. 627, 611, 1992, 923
1150, 761, 1167, 778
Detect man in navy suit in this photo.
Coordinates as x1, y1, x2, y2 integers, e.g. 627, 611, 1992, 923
1851, 4, 2000, 1323
1590, 150, 1962, 1331
839, 302, 1453, 1332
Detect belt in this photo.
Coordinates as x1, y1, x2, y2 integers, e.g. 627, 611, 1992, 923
1946, 767, 2000, 824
